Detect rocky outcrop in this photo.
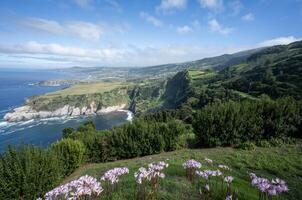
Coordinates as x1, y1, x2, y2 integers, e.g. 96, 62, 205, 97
4, 103, 127, 122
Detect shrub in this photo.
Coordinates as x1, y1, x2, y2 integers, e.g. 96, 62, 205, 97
0, 145, 62, 200
269, 138, 284, 147
238, 141, 256, 150
193, 97, 302, 147
256, 140, 271, 148
51, 139, 85, 175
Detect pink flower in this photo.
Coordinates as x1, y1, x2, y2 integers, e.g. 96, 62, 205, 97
44, 175, 103, 200
218, 164, 230, 171
134, 161, 169, 184
183, 159, 202, 169
204, 157, 213, 164
101, 167, 129, 185
224, 176, 234, 184
249, 173, 288, 196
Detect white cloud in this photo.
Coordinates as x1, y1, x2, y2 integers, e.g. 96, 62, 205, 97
140, 12, 163, 27
104, 0, 122, 13
229, 0, 243, 16
198, 0, 223, 11
21, 17, 104, 41
73, 0, 93, 9
21, 17, 63, 34
1, 37, 301, 68
156, 0, 187, 12
208, 19, 232, 35
242, 13, 254, 21
0, 41, 243, 67
177, 25, 193, 34
65, 21, 103, 41
257, 36, 302, 47
0, 41, 125, 63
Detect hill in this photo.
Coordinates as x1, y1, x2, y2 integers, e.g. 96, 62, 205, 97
64, 143, 302, 200
57, 48, 260, 82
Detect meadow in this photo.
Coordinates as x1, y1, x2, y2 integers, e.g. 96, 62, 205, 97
59, 142, 302, 200
43, 82, 126, 97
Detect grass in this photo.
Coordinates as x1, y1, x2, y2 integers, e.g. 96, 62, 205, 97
188, 70, 216, 80
230, 63, 249, 72
233, 90, 259, 100
64, 143, 302, 200
43, 82, 126, 98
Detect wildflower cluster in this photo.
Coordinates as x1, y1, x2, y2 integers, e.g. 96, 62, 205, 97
101, 167, 129, 185
44, 175, 103, 200
134, 161, 169, 184
183, 159, 202, 181
250, 173, 288, 196
183, 159, 202, 169
196, 169, 223, 180
134, 161, 169, 199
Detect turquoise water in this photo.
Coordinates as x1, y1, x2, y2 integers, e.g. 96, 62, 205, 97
0, 68, 129, 152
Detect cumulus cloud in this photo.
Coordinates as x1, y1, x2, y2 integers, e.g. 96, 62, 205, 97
208, 19, 232, 35
257, 36, 302, 47
20, 17, 104, 41
156, 0, 187, 12
177, 25, 193, 34
198, 0, 223, 11
242, 13, 254, 21
140, 12, 163, 27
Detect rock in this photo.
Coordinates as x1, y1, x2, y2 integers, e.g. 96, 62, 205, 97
3, 102, 128, 122
81, 107, 87, 115
71, 107, 81, 116
96, 104, 126, 114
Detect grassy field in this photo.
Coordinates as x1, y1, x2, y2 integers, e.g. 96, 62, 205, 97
64, 143, 302, 200
43, 82, 126, 98
188, 70, 216, 80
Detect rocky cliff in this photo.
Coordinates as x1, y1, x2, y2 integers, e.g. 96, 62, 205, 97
4, 103, 127, 122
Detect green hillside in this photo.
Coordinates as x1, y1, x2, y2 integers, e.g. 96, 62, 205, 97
64, 143, 302, 200
220, 41, 302, 99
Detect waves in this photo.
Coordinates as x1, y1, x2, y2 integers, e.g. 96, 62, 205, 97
117, 110, 134, 121
0, 110, 133, 137
0, 116, 81, 136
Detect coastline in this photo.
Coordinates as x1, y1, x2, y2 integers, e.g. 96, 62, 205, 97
3, 103, 133, 122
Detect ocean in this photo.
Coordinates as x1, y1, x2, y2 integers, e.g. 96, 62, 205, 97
0, 68, 131, 152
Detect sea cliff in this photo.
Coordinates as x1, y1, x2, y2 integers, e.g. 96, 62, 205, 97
4, 103, 127, 122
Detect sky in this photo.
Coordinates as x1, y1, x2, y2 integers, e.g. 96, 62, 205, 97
0, 0, 301, 68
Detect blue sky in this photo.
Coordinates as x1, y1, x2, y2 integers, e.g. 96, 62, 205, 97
0, 0, 301, 68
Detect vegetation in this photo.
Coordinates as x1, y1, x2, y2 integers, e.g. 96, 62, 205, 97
51, 139, 86, 175
193, 97, 302, 147
27, 86, 130, 111
62, 143, 302, 200
0, 146, 62, 199
1, 41, 302, 199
